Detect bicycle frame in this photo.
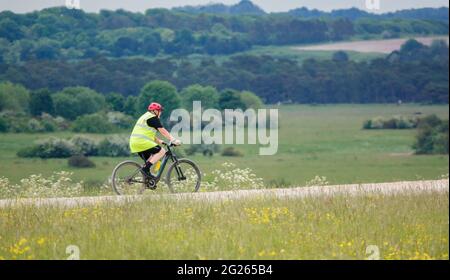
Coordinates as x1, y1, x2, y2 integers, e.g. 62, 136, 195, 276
152, 144, 178, 181
125, 143, 186, 185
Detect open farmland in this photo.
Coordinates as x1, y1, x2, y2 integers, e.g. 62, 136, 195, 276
293, 36, 449, 53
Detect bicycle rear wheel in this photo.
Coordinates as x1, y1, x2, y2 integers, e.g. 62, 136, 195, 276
166, 159, 201, 193
112, 161, 147, 195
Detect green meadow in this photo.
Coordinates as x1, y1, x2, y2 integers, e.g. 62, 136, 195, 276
0, 191, 448, 260
0, 104, 448, 188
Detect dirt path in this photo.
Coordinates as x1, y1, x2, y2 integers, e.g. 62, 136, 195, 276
293, 36, 449, 53
0, 179, 447, 209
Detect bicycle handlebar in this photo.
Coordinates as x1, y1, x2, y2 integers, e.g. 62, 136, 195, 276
162, 141, 179, 147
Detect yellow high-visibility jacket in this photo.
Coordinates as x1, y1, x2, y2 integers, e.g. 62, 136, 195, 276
129, 112, 159, 153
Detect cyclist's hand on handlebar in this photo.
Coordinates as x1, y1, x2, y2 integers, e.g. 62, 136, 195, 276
172, 139, 182, 146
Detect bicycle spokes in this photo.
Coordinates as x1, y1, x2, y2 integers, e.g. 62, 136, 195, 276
166, 159, 201, 193
112, 161, 147, 195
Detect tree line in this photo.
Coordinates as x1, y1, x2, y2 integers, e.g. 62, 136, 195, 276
0, 79, 263, 133
0, 7, 448, 61
1, 39, 448, 105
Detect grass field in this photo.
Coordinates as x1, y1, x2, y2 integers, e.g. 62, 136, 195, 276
0, 190, 447, 260
185, 46, 384, 65
0, 104, 448, 190
293, 36, 449, 54
130, 36, 449, 66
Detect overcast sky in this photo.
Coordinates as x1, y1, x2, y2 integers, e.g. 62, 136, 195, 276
0, 0, 449, 14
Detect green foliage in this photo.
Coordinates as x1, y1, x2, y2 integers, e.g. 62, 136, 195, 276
185, 143, 221, 157
0, 112, 62, 133
363, 116, 418, 129
219, 89, 247, 110
70, 136, 98, 156
240, 90, 264, 109
72, 113, 116, 133
17, 137, 77, 159
137, 80, 181, 121
0, 82, 30, 113
30, 88, 54, 116
4, 37, 446, 105
181, 84, 220, 110
123, 95, 138, 117
52, 87, 106, 120
106, 92, 125, 112
221, 146, 244, 157
332, 51, 349, 62
97, 136, 131, 157
413, 115, 449, 155
17, 135, 130, 158
106, 111, 134, 129
0, 116, 7, 132
0, 18, 24, 41
68, 155, 96, 168
0, 8, 447, 62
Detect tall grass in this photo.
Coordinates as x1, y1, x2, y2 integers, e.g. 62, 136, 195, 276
0, 190, 447, 260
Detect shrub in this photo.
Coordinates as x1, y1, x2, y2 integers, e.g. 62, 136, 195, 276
0, 112, 67, 133
72, 113, 116, 133
27, 119, 45, 133
413, 115, 449, 155
53, 116, 70, 130
0, 116, 7, 132
185, 143, 220, 156
97, 136, 130, 157
221, 146, 244, 157
40, 113, 65, 132
41, 119, 57, 132
17, 137, 77, 158
70, 136, 98, 156
4, 117, 29, 133
362, 119, 372, 129
363, 115, 418, 130
68, 155, 96, 168
106, 111, 134, 129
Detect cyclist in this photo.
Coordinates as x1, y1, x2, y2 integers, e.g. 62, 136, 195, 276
129, 102, 181, 179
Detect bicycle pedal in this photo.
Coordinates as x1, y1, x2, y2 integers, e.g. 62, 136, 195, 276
146, 178, 157, 190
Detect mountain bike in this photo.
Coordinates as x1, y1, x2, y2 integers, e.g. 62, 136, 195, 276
111, 142, 201, 195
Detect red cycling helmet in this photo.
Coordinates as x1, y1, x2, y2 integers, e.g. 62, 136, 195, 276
148, 102, 163, 112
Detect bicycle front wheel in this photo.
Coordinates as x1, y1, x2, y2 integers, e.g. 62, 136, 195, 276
111, 161, 147, 195
166, 159, 201, 193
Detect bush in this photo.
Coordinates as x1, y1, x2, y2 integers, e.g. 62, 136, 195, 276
106, 111, 134, 129
17, 137, 77, 158
97, 136, 130, 157
68, 155, 96, 168
52, 87, 106, 120
0, 116, 7, 132
27, 119, 45, 133
363, 115, 418, 129
3, 116, 29, 133
221, 146, 244, 157
72, 113, 116, 133
185, 143, 220, 156
70, 136, 98, 156
41, 119, 57, 132
0, 112, 66, 133
41, 113, 66, 132
413, 115, 449, 155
